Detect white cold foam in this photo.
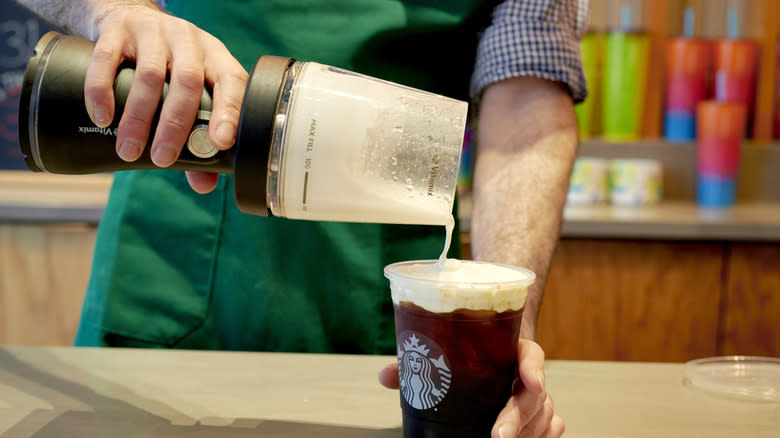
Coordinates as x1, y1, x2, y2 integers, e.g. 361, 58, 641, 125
279, 63, 467, 224
386, 260, 534, 313
438, 214, 455, 265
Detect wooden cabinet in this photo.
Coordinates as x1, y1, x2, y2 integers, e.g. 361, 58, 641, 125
722, 244, 780, 357
0, 224, 95, 345
537, 239, 780, 362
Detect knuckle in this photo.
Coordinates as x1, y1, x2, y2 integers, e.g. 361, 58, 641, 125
117, 123, 150, 143
218, 98, 243, 119
204, 33, 235, 59
135, 62, 167, 88
226, 68, 249, 84
163, 111, 193, 132
174, 18, 199, 36
174, 65, 204, 93
205, 33, 227, 49
84, 81, 112, 99
120, 110, 152, 128
91, 45, 117, 64
538, 389, 548, 406
512, 398, 534, 424
107, 9, 131, 27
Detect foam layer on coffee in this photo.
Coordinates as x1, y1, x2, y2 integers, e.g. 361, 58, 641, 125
385, 259, 534, 313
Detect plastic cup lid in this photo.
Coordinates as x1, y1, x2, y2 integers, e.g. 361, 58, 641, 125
684, 356, 780, 402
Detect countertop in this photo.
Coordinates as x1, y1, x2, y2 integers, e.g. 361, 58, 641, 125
1, 346, 777, 437
0, 172, 111, 224
2, 171, 780, 241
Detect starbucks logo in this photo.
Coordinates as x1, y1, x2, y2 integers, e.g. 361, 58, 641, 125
397, 332, 451, 410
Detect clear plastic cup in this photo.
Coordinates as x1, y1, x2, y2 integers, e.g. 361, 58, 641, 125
385, 260, 535, 437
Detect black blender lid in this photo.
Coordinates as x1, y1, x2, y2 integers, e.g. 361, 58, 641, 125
18, 31, 65, 172
233, 55, 294, 216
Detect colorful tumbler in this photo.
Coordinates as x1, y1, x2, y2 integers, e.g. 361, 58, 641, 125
664, 38, 712, 142
602, 31, 650, 142
696, 101, 747, 208
713, 39, 758, 136
575, 32, 600, 140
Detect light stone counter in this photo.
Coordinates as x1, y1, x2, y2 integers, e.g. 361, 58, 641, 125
1, 346, 777, 437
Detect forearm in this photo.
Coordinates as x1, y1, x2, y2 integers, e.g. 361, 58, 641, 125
471, 77, 578, 340
14, 0, 160, 39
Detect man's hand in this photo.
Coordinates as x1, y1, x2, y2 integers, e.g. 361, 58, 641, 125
17, 0, 248, 192
490, 339, 564, 438
84, 5, 248, 193
378, 339, 564, 438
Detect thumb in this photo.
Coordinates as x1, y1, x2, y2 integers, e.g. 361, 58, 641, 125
517, 339, 546, 395
378, 363, 399, 389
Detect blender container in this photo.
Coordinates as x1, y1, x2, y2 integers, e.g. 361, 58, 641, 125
19, 32, 468, 225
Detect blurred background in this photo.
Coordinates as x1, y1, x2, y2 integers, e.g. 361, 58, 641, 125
0, 1, 778, 363
580, 0, 778, 142
462, 0, 780, 363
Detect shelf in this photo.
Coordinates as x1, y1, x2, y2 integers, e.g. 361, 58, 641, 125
577, 139, 780, 203
3, 170, 780, 242
560, 201, 780, 241
458, 195, 780, 242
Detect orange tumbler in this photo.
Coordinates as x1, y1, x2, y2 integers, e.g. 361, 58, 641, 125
713, 39, 758, 135
696, 101, 747, 208
664, 38, 712, 140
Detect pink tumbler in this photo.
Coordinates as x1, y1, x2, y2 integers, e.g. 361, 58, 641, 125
696, 101, 747, 208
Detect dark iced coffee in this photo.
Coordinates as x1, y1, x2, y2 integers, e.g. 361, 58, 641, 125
385, 260, 534, 438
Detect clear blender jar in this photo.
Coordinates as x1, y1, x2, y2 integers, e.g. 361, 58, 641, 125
20, 32, 468, 225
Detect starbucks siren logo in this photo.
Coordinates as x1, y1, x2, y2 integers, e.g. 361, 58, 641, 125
398, 332, 451, 410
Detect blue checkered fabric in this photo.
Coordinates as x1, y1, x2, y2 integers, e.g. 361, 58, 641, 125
471, 0, 589, 103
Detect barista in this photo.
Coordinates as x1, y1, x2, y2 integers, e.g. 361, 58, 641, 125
16, 1, 586, 437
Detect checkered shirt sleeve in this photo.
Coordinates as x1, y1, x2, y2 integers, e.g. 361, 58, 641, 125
470, 0, 589, 103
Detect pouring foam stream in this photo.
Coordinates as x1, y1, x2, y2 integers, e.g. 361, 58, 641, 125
438, 214, 456, 268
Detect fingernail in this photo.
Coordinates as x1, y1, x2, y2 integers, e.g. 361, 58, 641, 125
537, 370, 546, 390
214, 122, 235, 148
118, 139, 142, 161
93, 106, 111, 128
498, 423, 517, 438
511, 377, 522, 394
152, 145, 177, 167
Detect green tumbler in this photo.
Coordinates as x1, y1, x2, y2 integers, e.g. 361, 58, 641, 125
602, 31, 649, 141
575, 32, 600, 140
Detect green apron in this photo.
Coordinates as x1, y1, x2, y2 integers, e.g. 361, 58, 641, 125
74, 0, 493, 354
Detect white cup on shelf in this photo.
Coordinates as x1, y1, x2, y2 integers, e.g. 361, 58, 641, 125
567, 157, 610, 205
608, 159, 663, 206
